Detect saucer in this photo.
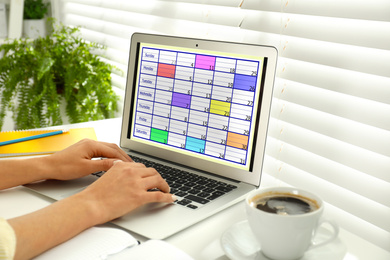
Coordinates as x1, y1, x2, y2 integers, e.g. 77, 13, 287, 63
220, 220, 347, 260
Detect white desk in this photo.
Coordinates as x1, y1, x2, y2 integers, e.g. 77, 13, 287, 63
1, 118, 389, 260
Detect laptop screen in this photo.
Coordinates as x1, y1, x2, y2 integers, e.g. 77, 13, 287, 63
121, 33, 277, 186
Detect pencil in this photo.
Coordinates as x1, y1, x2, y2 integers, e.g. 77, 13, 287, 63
0, 130, 68, 146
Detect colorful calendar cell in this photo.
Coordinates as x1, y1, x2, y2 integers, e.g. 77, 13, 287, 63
234, 74, 257, 91
172, 92, 191, 108
195, 55, 216, 70
226, 132, 249, 150
150, 128, 168, 144
157, 63, 176, 78
133, 46, 262, 167
210, 100, 231, 116
186, 136, 206, 153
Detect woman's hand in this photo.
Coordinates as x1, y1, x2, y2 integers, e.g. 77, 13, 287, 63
45, 139, 132, 180
77, 161, 176, 224
8, 161, 175, 260
0, 139, 132, 190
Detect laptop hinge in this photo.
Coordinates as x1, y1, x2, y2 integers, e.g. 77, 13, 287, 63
124, 149, 240, 184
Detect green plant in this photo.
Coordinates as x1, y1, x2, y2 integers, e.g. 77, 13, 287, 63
0, 21, 119, 130
24, 0, 50, 19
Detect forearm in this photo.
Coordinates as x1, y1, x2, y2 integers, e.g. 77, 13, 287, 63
8, 192, 100, 260
0, 157, 52, 190
6, 161, 174, 260
0, 139, 133, 190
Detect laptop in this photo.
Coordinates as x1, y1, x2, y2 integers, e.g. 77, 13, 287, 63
25, 33, 278, 239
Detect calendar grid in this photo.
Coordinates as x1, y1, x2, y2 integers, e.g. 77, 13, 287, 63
133, 46, 261, 166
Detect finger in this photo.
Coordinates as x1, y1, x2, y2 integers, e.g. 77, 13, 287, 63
143, 175, 170, 193
143, 191, 177, 204
91, 160, 145, 173
88, 158, 117, 173
123, 162, 146, 169
113, 160, 123, 165
89, 141, 132, 162
100, 142, 133, 162
136, 167, 162, 178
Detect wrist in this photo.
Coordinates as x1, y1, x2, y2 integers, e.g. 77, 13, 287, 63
70, 190, 107, 227
31, 156, 56, 180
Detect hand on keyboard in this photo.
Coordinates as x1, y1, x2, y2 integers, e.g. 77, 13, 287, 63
82, 161, 176, 224
130, 155, 237, 210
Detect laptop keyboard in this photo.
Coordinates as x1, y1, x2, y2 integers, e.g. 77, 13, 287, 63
94, 155, 238, 210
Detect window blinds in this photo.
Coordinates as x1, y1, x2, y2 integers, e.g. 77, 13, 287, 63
55, 0, 390, 251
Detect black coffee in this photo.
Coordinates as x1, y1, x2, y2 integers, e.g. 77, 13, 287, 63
252, 192, 319, 215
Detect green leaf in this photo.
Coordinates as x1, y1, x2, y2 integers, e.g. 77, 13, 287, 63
37, 56, 54, 81
0, 19, 119, 130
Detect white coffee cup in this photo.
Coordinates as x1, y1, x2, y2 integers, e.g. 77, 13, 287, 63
245, 187, 339, 260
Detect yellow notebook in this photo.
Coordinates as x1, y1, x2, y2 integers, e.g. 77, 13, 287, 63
0, 128, 97, 157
